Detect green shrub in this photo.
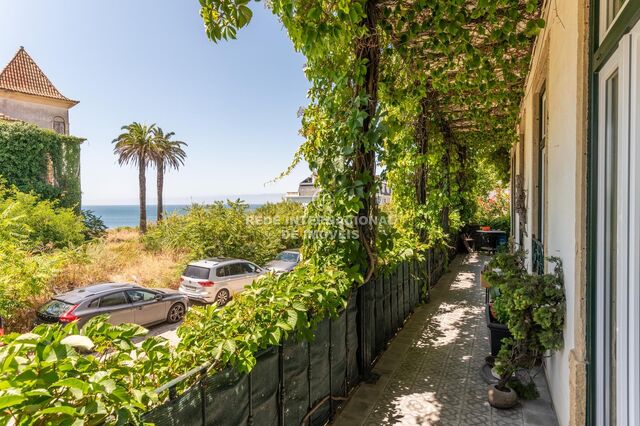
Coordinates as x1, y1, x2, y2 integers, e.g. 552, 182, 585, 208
0, 317, 170, 425
0, 181, 85, 251
484, 249, 566, 391
175, 258, 359, 373
144, 200, 299, 265
0, 258, 360, 424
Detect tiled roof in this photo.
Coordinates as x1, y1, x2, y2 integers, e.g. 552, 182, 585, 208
0, 47, 77, 104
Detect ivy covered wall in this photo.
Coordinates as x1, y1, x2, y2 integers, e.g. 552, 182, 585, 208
0, 120, 82, 209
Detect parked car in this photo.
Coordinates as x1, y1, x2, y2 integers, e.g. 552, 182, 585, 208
264, 249, 302, 274
36, 283, 188, 328
179, 257, 265, 306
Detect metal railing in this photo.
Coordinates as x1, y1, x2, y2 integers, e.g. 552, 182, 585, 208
532, 237, 544, 275
144, 249, 453, 426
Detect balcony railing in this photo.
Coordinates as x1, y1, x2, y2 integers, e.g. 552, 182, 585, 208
532, 237, 544, 275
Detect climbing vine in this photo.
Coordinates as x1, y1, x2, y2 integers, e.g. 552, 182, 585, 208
199, 0, 544, 280
0, 120, 82, 209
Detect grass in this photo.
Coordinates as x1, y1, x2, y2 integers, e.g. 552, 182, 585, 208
8, 228, 190, 332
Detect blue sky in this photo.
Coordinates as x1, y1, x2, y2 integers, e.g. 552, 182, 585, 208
0, 0, 310, 205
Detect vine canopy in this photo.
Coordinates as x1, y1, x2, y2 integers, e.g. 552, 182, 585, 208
199, 0, 542, 276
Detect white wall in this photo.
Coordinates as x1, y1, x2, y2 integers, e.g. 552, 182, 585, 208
517, 0, 583, 424
0, 95, 70, 134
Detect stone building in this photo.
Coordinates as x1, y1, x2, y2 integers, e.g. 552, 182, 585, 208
0, 47, 78, 134
0, 47, 82, 205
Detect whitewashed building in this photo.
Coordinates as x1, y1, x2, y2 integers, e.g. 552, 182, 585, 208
512, 0, 639, 424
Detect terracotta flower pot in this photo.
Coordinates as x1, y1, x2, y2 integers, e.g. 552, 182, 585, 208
487, 384, 518, 409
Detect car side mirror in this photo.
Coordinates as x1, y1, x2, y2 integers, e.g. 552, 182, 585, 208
154, 294, 163, 301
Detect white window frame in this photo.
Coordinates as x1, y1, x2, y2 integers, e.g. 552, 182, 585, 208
599, 0, 631, 44
596, 21, 638, 426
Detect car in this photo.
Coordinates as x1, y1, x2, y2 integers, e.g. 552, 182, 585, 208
36, 283, 188, 328
179, 257, 265, 306
264, 249, 302, 274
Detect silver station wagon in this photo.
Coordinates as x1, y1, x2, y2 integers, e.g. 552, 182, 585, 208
179, 257, 265, 306
36, 283, 188, 328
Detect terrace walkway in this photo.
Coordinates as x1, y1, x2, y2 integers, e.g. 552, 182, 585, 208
333, 254, 559, 426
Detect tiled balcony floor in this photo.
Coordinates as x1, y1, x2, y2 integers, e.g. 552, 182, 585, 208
333, 254, 559, 426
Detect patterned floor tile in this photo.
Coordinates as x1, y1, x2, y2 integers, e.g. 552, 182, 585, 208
333, 254, 559, 426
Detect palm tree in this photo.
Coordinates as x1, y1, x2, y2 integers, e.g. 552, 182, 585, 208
112, 122, 156, 233
151, 127, 187, 222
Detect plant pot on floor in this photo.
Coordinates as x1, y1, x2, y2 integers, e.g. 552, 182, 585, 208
486, 304, 512, 357
487, 384, 518, 409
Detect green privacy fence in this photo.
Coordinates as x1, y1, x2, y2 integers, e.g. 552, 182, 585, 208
144, 249, 454, 426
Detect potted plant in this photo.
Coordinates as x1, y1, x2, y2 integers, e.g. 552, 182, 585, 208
483, 249, 565, 408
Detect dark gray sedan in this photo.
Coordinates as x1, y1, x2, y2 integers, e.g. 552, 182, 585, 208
36, 283, 188, 328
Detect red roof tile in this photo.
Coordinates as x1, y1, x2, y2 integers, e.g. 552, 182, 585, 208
0, 47, 77, 104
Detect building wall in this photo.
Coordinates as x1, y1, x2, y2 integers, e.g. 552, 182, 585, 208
514, 0, 589, 424
0, 94, 70, 134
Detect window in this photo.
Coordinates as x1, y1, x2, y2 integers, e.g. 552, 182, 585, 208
241, 263, 257, 273
216, 266, 228, 277
52, 117, 65, 134
537, 89, 547, 244
88, 299, 99, 308
126, 290, 157, 303
100, 292, 128, 307
228, 263, 245, 276
276, 251, 300, 262
183, 265, 210, 280
38, 300, 73, 316
606, 0, 625, 28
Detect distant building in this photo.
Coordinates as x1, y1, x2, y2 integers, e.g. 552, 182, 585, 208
0, 47, 78, 134
0, 47, 82, 206
285, 176, 392, 205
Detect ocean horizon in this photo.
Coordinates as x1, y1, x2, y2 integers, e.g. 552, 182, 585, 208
84, 204, 264, 229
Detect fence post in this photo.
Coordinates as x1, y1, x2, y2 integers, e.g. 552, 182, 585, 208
307, 339, 312, 426
356, 280, 369, 376
247, 371, 253, 426
278, 342, 285, 426
328, 319, 334, 416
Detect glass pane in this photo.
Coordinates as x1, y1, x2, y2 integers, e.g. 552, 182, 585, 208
607, 0, 624, 27
183, 265, 210, 280
100, 292, 128, 307
604, 71, 619, 424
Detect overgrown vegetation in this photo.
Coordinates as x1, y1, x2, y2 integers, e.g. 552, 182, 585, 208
0, 181, 85, 325
0, 120, 82, 209
483, 249, 566, 394
0, 318, 171, 424
144, 200, 303, 265
1, 0, 550, 423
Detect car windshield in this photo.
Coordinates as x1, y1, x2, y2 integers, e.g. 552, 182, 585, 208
39, 299, 73, 316
183, 265, 210, 280
275, 252, 299, 262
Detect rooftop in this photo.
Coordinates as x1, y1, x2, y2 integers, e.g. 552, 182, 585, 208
0, 47, 78, 106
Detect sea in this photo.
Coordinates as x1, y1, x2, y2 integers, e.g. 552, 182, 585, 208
83, 204, 263, 229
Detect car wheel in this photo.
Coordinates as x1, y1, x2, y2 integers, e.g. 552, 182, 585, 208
215, 289, 230, 306
167, 303, 186, 323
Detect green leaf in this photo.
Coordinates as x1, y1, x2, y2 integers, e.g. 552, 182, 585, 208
0, 394, 26, 410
